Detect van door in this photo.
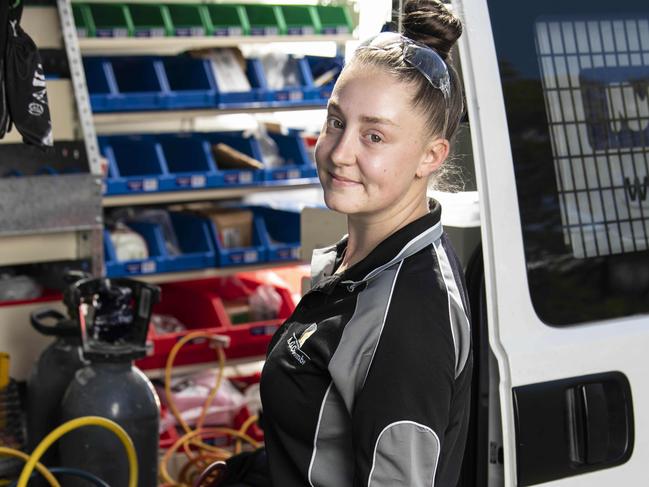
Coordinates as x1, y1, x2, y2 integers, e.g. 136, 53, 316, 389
458, 0, 649, 485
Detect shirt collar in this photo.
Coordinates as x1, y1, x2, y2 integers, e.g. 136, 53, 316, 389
310, 199, 443, 291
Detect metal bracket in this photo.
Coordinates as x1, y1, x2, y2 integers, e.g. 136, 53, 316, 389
57, 0, 102, 177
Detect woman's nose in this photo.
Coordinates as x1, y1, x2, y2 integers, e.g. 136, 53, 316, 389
330, 130, 356, 167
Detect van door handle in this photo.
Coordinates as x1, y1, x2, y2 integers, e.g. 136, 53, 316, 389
566, 377, 633, 466
513, 372, 633, 485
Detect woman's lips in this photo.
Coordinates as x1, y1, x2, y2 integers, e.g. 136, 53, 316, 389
329, 172, 361, 186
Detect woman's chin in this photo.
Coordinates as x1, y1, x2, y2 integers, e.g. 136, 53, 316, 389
323, 193, 362, 215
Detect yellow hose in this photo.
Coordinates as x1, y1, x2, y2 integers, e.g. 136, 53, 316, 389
159, 426, 261, 486
164, 331, 226, 436
235, 415, 259, 454
0, 447, 61, 487
160, 331, 262, 485
16, 416, 138, 487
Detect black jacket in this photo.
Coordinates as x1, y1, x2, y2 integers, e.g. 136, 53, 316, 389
260, 200, 473, 486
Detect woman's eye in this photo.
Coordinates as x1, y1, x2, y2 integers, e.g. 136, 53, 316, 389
368, 133, 383, 143
327, 118, 344, 130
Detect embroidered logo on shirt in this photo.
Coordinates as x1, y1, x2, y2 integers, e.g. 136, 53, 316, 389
287, 323, 317, 365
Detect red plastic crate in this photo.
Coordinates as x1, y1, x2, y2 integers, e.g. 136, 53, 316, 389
136, 275, 295, 370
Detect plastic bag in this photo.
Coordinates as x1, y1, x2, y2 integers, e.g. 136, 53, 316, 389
0, 274, 41, 302
109, 223, 149, 261
249, 284, 282, 321
260, 52, 301, 89
157, 369, 246, 429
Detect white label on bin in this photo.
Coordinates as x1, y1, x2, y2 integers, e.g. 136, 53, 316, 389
244, 251, 258, 263
191, 175, 206, 188
289, 91, 304, 101
190, 27, 205, 36
302, 27, 315, 35
239, 172, 253, 184
143, 179, 158, 192
223, 228, 243, 248
266, 27, 279, 36
141, 261, 156, 274
228, 27, 243, 36
114, 28, 128, 38
287, 170, 300, 179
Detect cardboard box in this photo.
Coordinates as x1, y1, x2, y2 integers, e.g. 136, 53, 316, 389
206, 209, 254, 248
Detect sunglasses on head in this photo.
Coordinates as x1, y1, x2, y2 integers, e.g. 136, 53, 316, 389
357, 32, 451, 136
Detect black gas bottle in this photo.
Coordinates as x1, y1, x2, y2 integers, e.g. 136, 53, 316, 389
58, 276, 161, 487
26, 277, 89, 467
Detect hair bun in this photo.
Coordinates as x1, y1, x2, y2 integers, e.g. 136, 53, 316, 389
401, 0, 463, 61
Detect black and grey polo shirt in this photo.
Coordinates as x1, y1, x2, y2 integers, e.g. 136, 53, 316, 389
260, 200, 472, 487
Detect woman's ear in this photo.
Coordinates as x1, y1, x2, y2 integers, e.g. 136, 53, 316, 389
416, 137, 449, 178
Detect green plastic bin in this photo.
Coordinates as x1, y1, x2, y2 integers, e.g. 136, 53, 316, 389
128, 4, 173, 37
316, 5, 353, 35
166, 4, 210, 37
85, 3, 133, 38
204, 4, 250, 37
243, 4, 286, 36
280, 5, 321, 36
73, 4, 91, 38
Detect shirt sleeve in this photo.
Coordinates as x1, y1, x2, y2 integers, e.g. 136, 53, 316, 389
350, 272, 458, 487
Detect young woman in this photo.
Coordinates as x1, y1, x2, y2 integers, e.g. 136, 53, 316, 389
221, 1, 471, 486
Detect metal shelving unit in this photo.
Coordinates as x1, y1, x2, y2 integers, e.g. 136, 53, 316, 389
76, 0, 344, 283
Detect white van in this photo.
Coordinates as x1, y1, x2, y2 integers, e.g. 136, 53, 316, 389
456, 0, 648, 485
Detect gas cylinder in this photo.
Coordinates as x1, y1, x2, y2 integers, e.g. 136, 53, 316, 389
26, 307, 86, 466
58, 276, 161, 487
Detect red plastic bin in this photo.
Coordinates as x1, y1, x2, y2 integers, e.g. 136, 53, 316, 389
136, 275, 295, 370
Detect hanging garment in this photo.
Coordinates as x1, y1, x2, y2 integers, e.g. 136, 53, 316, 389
4, 1, 53, 148
0, 0, 10, 138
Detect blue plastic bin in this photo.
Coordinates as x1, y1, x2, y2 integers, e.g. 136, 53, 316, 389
107, 57, 167, 111
254, 206, 301, 262
159, 56, 218, 109
104, 225, 167, 277
203, 132, 264, 186
206, 212, 267, 267
100, 135, 167, 194
257, 56, 315, 105
306, 55, 344, 101
263, 131, 316, 181
84, 58, 120, 111
164, 212, 217, 271
105, 212, 217, 277
157, 134, 221, 189
212, 58, 267, 108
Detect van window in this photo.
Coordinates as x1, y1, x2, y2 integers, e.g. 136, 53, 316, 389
486, 0, 649, 325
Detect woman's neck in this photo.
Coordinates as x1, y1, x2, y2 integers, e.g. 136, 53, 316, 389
337, 195, 430, 274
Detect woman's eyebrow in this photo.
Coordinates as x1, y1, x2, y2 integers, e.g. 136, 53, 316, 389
359, 114, 399, 127
327, 101, 399, 127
